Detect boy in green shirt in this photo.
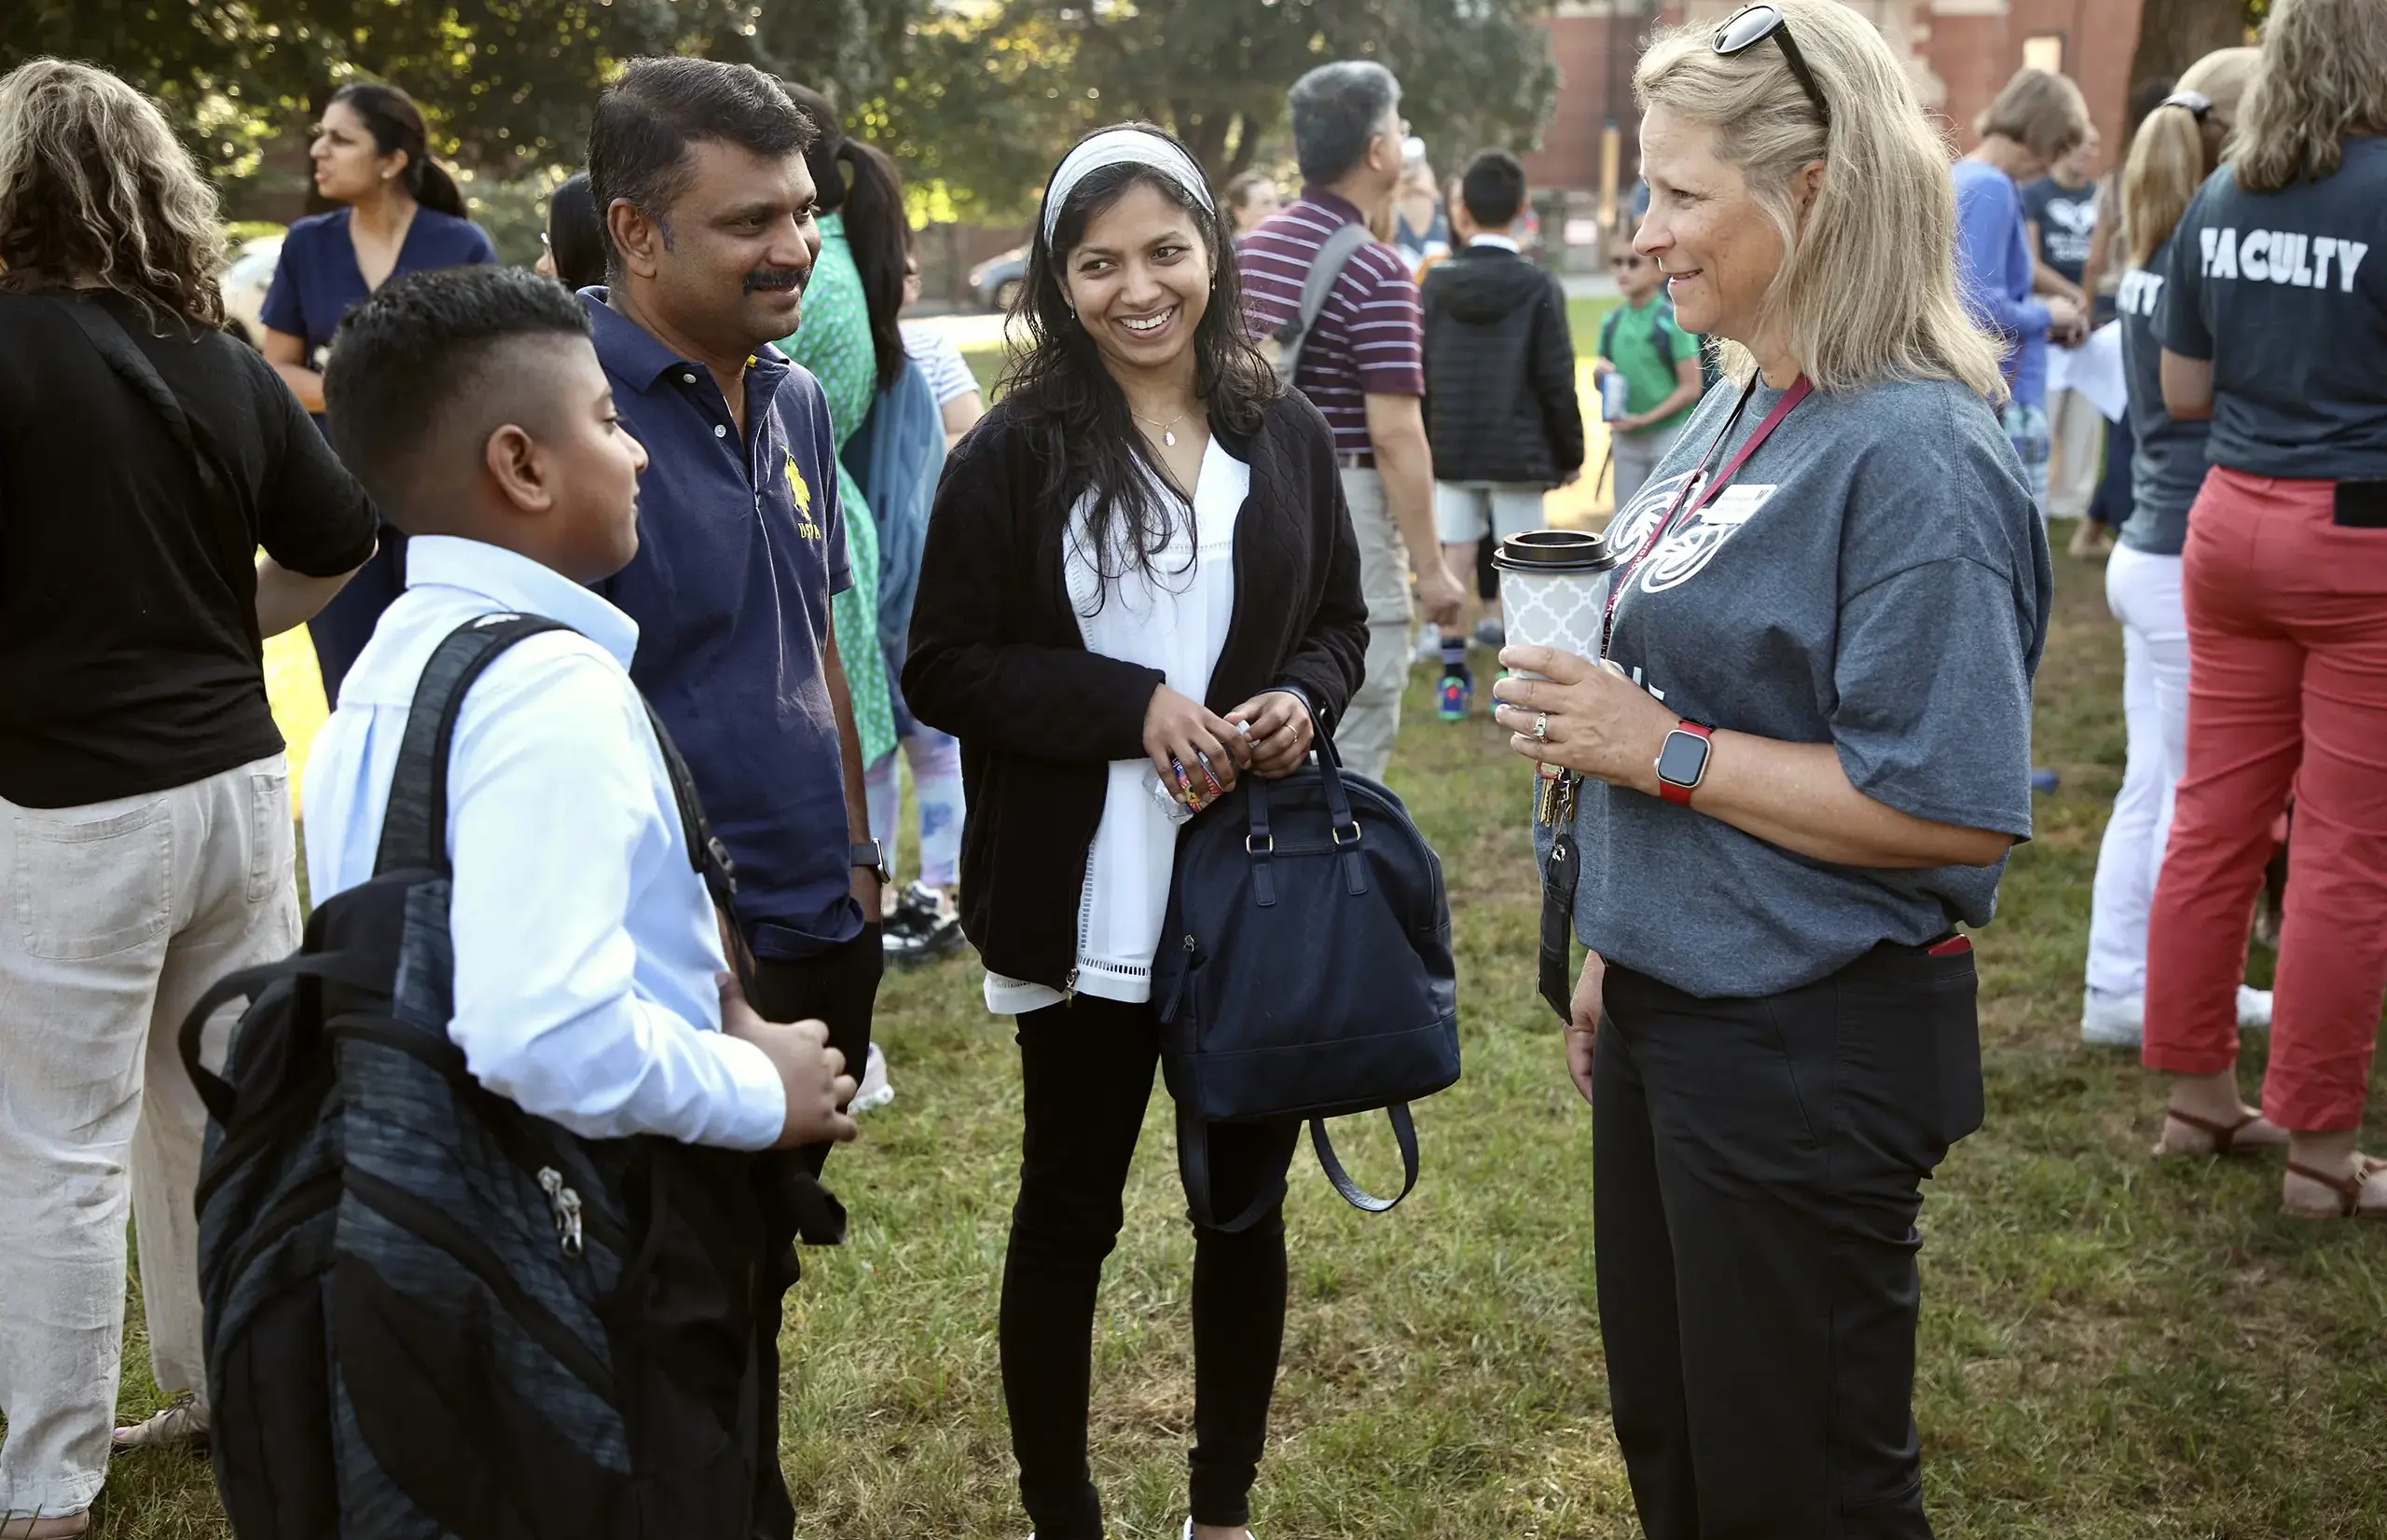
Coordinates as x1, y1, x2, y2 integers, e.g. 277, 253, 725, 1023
1595, 250, 1705, 515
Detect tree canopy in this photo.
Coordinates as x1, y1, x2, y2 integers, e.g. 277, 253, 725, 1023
1, 0, 1560, 219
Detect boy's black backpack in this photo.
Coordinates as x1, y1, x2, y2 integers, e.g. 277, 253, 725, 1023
180, 613, 835, 1540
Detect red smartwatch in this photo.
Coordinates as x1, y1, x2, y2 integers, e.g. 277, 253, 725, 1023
1654, 720, 1714, 806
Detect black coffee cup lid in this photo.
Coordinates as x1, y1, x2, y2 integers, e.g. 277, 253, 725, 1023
1493, 529, 1617, 573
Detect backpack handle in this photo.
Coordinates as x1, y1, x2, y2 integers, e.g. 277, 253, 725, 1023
1178, 1103, 1423, 1233
176, 952, 390, 1125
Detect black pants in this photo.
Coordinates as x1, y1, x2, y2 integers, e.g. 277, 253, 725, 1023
748, 922, 885, 1180
1593, 942, 1984, 1540
740, 923, 882, 1540
1001, 994, 1302, 1538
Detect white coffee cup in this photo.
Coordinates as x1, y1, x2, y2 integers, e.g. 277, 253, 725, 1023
1494, 529, 1621, 680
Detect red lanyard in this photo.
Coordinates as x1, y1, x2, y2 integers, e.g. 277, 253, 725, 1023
1599, 374, 1814, 660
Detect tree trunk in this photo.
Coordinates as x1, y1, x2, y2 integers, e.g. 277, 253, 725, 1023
2125, 0, 2250, 100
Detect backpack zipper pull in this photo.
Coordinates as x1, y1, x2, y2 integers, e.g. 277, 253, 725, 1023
536, 1166, 586, 1258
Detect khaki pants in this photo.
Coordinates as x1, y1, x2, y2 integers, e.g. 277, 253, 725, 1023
0, 756, 298, 1521
2046, 388, 2104, 521
1333, 467, 1415, 782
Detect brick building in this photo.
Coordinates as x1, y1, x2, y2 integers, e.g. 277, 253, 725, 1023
1522, 0, 2146, 204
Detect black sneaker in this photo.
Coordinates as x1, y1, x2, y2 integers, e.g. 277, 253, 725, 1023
882, 882, 964, 967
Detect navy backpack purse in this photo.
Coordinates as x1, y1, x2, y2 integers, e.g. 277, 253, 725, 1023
1152, 736, 1459, 1232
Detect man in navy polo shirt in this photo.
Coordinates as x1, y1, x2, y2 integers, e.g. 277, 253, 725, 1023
582, 59, 884, 1180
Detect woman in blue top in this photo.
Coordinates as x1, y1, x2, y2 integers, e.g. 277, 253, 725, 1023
260, 80, 498, 702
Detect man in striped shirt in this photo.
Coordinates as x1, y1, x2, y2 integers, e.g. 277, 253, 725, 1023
1237, 61, 1465, 780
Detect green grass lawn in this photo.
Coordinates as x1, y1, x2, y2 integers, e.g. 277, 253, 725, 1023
82, 553, 2387, 1537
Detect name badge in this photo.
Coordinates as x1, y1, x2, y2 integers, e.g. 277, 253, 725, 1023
1699, 483, 1779, 527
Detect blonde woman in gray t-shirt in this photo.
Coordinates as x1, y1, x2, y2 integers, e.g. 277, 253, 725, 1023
1487, 5, 2052, 1534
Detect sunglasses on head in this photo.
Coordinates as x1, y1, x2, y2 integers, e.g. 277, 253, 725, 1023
1713, 4, 1831, 131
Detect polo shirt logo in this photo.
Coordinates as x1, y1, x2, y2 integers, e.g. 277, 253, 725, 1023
784, 447, 824, 540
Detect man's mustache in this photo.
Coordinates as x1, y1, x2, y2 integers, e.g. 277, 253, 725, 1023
744, 267, 808, 294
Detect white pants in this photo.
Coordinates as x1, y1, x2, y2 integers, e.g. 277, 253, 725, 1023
0, 756, 298, 1520
1334, 466, 1415, 783
2047, 389, 2104, 521
2084, 547, 2189, 998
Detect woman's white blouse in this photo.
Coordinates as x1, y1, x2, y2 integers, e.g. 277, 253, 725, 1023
984, 436, 1250, 1015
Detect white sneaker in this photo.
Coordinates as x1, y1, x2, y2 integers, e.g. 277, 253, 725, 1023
1185, 1522, 1253, 1540
2080, 987, 2144, 1046
849, 1043, 895, 1114
2237, 984, 2274, 1031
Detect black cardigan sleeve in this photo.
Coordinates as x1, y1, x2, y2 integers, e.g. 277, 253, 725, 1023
902, 415, 1165, 763
1270, 400, 1370, 728
1531, 277, 1586, 478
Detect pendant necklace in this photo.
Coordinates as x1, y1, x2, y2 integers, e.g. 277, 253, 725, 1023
1133, 406, 1191, 447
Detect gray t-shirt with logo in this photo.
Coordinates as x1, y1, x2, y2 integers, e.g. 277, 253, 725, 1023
2117, 236, 2209, 556
1544, 374, 2051, 997
2157, 140, 2387, 482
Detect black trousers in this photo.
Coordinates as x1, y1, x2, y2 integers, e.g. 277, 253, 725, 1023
1000, 994, 1302, 1538
740, 923, 882, 1540
1593, 942, 1984, 1540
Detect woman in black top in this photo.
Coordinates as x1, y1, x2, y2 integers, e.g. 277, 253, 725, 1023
905, 124, 1366, 1540
0, 59, 375, 1532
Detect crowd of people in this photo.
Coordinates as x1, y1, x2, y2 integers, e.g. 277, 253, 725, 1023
0, 0, 2381, 1534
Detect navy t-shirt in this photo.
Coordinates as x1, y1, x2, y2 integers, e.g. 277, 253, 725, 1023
2116, 240, 2209, 556
583, 294, 862, 958
2157, 140, 2387, 482
2021, 176, 2099, 286
260, 207, 500, 371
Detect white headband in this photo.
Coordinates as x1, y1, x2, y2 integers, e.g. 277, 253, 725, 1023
1042, 128, 1216, 249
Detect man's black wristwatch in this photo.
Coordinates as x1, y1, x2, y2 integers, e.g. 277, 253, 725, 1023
850, 839, 890, 887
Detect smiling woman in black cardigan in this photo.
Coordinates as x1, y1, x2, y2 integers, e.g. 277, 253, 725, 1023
903, 124, 1365, 1540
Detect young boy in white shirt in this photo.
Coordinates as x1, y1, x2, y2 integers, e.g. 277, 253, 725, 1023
299, 264, 856, 1539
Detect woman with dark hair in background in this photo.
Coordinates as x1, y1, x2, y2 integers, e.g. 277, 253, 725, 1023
2141, 0, 2387, 1218
259, 79, 498, 704
0, 60, 375, 1531
534, 170, 606, 293
779, 86, 901, 1100
837, 144, 972, 972
905, 124, 1366, 1540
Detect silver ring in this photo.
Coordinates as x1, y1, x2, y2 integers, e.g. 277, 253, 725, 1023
1533, 712, 1550, 743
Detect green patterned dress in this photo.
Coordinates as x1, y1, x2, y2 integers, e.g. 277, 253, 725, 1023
783, 213, 895, 766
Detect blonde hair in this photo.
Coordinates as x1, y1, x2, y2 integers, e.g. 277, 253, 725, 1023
2231, 0, 2387, 192
1975, 68, 2093, 167
2123, 48, 2258, 266
0, 58, 225, 326
1634, 0, 2007, 402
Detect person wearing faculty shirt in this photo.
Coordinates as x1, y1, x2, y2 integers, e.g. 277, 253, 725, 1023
2138, 0, 2387, 1221
301, 264, 857, 1540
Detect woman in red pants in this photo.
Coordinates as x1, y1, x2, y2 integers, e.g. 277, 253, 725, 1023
2142, 0, 2387, 1217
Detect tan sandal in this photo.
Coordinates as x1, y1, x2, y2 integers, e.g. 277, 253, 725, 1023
2153, 1106, 2289, 1160
2283, 1157, 2387, 1219
0, 1513, 91, 1539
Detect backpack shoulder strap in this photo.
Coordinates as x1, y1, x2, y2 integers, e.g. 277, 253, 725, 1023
1276, 220, 1376, 355
372, 613, 573, 875
641, 699, 758, 991
1598, 306, 1621, 358
1650, 302, 1677, 366
45, 294, 235, 508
